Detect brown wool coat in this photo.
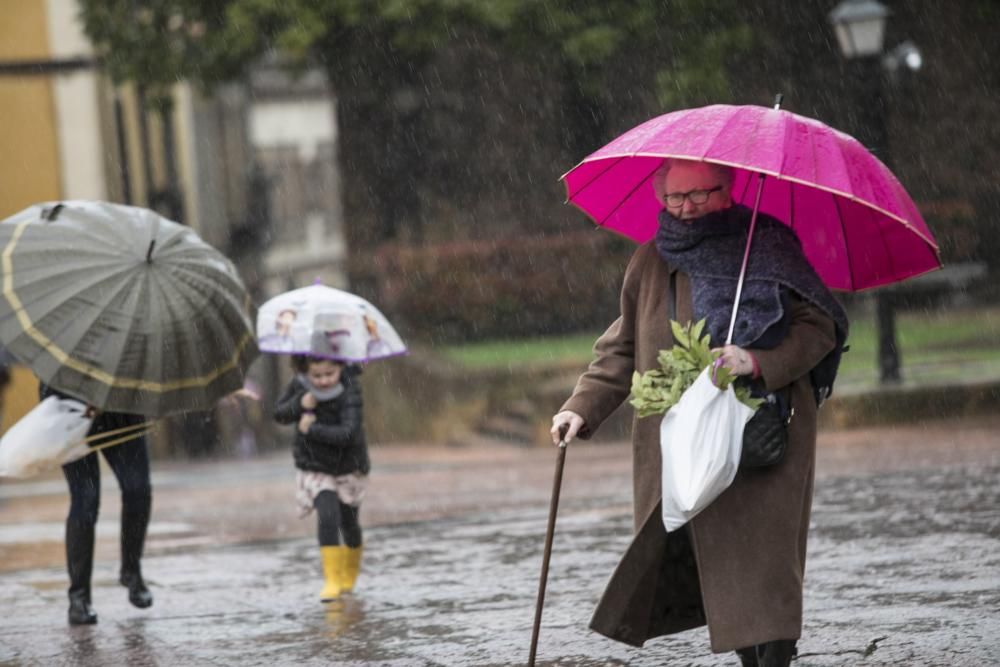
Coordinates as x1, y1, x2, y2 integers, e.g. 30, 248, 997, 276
562, 242, 837, 653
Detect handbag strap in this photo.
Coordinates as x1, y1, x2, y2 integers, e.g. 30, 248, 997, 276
667, 269, 677, 322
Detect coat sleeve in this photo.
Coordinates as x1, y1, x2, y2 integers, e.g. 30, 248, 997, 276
751, 295, 837, 392
305, 384, 363, 447
559, 246, 645, 439
273, 382, 304, 424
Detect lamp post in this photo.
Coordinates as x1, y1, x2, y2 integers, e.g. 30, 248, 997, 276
829, 0, 921, 385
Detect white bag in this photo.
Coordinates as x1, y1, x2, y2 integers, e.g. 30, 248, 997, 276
0, 395, 93, 478
660, 366, 755, 532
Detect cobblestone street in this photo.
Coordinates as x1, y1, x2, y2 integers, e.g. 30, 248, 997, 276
1, 417, 999, 666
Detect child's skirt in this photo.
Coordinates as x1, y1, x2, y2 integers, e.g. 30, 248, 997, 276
295, 470, 369, 518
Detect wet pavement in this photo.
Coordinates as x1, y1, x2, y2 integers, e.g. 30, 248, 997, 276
1, 418, 999, 666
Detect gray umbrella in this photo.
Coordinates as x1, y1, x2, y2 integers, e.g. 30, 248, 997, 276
0, 201, 258, 416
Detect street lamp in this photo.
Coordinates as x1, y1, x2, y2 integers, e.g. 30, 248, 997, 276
829, 0, 921, 385
829, 0, 889, 58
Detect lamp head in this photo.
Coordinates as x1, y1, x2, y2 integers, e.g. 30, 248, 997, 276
829, 0, 890, 58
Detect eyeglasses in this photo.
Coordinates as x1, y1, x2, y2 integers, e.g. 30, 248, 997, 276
663, 186, 723, 207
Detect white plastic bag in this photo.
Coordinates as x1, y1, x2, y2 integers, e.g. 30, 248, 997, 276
0, 395, 93, 478
660, 366, 755, 532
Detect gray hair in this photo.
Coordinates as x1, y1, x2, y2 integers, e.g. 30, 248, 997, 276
652, 159, 734, 204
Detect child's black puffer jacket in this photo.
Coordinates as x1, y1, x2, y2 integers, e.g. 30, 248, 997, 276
274, 371, 369, 476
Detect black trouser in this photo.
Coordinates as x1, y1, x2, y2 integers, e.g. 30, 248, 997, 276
62, 432, 151, 598
314, 490, 362, 547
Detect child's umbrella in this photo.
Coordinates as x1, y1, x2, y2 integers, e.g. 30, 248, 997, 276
528, 424, 569, 666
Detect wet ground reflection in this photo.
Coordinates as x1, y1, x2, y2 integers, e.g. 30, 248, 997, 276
1, 465, 998, 665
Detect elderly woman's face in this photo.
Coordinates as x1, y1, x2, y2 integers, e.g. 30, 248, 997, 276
663, 162, 732, 221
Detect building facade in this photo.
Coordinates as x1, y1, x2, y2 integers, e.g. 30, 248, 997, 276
0, 0, 348, 445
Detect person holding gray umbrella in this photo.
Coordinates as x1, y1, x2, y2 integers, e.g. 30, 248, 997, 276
0, 200, 258, 625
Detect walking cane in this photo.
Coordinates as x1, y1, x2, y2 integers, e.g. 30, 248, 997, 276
528, 424, 569, 667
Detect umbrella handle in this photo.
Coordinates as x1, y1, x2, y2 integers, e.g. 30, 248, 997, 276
84, 424, 155, 454
724, 93, 784, 346
528, 424, 569, 666
724, 171, 767, 346
81, 420, 154, 445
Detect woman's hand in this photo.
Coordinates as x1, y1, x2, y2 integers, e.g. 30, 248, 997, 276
298, 412, 316, 434
300, 392, 317, 410
713, 344, 757, 377
551, 411, 585, 445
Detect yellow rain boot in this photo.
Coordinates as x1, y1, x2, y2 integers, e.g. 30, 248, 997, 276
319, 546, 348, 602
341, 545, 363, 593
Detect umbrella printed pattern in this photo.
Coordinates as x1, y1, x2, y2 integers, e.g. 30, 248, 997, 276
0, 201, 258, 416
562, 103, 941, 291
257, 283, 406, 363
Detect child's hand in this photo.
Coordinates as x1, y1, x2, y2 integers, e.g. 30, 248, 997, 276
298, 412, 316, 434
301, 392, 317, 410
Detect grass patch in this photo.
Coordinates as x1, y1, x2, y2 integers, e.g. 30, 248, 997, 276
835, 306, 1000, 389
439, 332, 600, 368
440, 306, 1000, 387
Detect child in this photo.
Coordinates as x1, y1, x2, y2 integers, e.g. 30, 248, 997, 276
274, 356, 369, 602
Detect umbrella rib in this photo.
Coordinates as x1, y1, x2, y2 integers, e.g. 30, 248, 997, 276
6, 249, 140, 294
41, 268, 150, 406
833, 191, 859, 291
103, 275, 149, 401
142, 269, 166, 411
709, 106, 767, 167
839, 142, 903, 286
737, 171, 753, 205
147, 270, 210, 407
158, 265, 246, 383
167, 260, 250, 317
562, 155, 629, 201
7, 268, 138, 358
873, 202, 902, 287
149, 269, 199, 404
591, 160, 666, 228
789, 179, 795, 235
9, 265, 150, 346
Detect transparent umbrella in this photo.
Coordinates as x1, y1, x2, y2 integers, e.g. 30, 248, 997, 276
256, 283, 406, 363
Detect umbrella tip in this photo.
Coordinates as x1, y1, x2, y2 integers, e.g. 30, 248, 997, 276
313, 276, 323, 285
42, 203, 64, 221
773, 93, 784, 110
146, 240, 156, 263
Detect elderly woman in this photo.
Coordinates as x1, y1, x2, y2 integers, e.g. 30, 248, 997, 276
552, 159, 847, 667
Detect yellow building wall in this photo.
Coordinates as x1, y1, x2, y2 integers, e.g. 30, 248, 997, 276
0, 79, 61, 216
0, 0, 50, 59
0, 1, 59, 427
0, 1, 62, 217
0, 366, 39, 433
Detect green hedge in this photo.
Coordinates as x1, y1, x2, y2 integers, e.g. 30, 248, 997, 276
363, 232, 635, 343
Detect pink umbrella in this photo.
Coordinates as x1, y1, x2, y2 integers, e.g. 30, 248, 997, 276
561, 103, 941, 292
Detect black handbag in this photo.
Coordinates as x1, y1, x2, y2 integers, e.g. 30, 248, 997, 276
665, 271, 791, 469
740, 391, 792, 468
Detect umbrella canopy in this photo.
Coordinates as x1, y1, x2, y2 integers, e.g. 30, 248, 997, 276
257, 283, 406, 363
562, 103, 941, 291
0, 201, 258, 416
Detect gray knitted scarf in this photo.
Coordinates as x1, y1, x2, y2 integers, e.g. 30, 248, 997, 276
654, 204, 849, 351
297, 374, 345, 402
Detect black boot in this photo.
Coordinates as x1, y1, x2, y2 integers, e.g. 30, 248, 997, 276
756, 639, 797, 667
120, 491, 153, 608
120, 569, 153, 608
68, 590, 97, 625
66, 519, 97, 625
735, 646, 758, 667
